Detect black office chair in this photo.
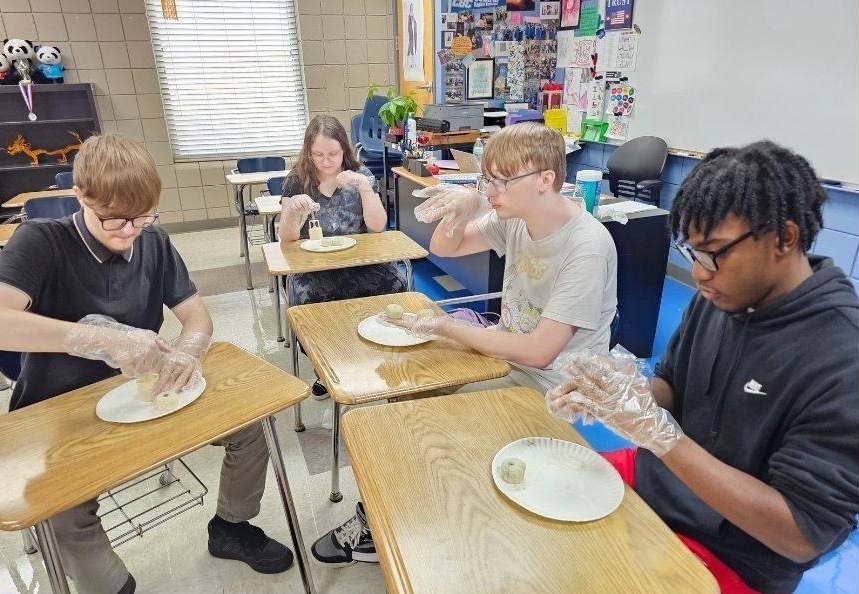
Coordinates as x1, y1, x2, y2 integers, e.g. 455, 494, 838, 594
55, 171, 74, 190
604, 136, 668, 208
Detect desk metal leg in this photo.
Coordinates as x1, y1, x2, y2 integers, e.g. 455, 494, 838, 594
382, 144, 389, 228
264, 215, 275, 294
21, 527, 38, 554
274, 275, 285, 343
238, 184, 253, 291
34, 519, 71, 594
261, 417, 316, 594
393, 169, 401, 231
403, 259, 413, 291
236, 184, 245, 258
329, 401, 343, 502
286, 276, 304, 432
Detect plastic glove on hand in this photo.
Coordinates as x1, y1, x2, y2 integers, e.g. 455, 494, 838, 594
336, 170, 372, 190
63, 315, 202, 395
380, 311, 449, 338
413, 184, 487, 237
547, 352, 684, 457
284, 194, 319, 218
170, 332, 212, 359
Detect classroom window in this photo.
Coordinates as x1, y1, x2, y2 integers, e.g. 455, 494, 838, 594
144, 0, 308, 161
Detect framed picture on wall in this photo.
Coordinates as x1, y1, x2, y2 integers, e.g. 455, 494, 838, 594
466, 58, 495, 100
442, 30, 455, 48
560, 0, 581, 28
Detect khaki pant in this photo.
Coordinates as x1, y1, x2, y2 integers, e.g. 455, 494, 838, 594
51, 423, 268, 594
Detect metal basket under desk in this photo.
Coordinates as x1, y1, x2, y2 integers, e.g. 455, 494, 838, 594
97, 458, 208, 547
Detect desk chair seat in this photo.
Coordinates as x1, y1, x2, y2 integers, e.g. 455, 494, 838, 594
604, 136, 668, 208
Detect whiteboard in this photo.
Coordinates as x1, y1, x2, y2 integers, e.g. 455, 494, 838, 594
625, 0, 859, 184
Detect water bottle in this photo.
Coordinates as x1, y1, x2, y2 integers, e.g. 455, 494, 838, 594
473, 137, 485, 171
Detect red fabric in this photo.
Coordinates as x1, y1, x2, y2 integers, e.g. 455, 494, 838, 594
601, 448, 764, 594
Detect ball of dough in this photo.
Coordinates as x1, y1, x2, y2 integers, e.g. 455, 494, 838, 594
331, 237, 344, 246
136, 372, 159, 403
416, 308, 435, 319
321, 237, 333, 247
385, 304, 405, 319
500, 458, 526, 484
154, 391, 180, 412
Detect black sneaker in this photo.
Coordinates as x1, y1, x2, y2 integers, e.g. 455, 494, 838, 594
116, 574, 136, 594
207, 516, 294, 573
311, 379, 329, 401
311, 502, 378, 566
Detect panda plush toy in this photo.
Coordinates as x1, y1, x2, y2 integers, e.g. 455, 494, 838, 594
0, 53, 15, 85
2, 38, 47, 84
36, 45, 64, 83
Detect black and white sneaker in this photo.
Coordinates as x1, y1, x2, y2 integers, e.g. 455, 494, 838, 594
311, 379, 330, 401
311, 503, 378, 566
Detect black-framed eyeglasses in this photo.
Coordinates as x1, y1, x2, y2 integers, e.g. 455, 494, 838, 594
477, 170, 541, 194
95, 214, 160, 231
673, 226, 767, 272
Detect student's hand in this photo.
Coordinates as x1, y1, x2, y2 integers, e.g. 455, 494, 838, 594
63, 315, 203, 394
414, 184, 487, 237
284, 194, 319, 218
380, 312, 450, 338
547, 353, 684, 457
336, 170, 372, 191
170, 332, 212, 359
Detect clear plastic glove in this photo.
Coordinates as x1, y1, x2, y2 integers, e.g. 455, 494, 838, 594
336, 170, 372, 191
284, 194, 319, 219
413, 184, 488, 237
170, 332, 212, 359
63, 315, 202, 396
380, 308, 486, 338
546, 352, 684, 457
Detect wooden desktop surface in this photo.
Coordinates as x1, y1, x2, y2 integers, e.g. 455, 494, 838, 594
343, 387, 719, 594
0, 342, 309, 531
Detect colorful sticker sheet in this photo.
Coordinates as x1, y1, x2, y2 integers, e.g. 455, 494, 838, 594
607, 83, 634, 116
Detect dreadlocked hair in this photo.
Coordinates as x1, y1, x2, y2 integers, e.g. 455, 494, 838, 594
669, 140, 826, 252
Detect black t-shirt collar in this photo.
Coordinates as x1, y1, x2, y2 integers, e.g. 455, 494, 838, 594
72, 210, 134, 263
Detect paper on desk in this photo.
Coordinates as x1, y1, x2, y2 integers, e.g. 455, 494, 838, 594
434, 160, 459, 170
596, 200, 658, 225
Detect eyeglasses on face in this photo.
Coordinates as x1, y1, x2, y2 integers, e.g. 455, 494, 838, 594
310, 149, 343, 163
476, 170, 541, 194
673, 225, 768, 272
95, 213, 160, 231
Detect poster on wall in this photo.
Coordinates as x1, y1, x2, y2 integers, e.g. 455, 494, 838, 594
605, 0, 634, 30
557, 31, 594, 68
560, 0, 580, 28
586, 79, 605, 119
466, 58, 495, 99
506, 0, 535, 12
450, 0, 505, 12
539, 2, 559, 19
402, 0, 426, 81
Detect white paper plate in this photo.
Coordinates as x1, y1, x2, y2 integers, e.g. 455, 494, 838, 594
299, 237, 357, 252
411, 188, 433, 198
96, 377, 208, 424
491, 437, 624, 522
357, 314, 433, 347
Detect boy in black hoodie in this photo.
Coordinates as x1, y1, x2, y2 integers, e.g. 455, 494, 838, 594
549, 141, 859, 593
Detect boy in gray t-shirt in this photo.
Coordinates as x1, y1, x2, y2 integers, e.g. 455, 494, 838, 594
392, 123, 618, 391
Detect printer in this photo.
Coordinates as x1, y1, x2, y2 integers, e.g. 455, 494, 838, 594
421, 103, 485, 132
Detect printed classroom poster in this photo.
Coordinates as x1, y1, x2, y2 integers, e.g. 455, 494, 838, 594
402, 0, 426, 81
605, 0, 633, 30
557, 31, 595, 68
607, 83, 634, 116
560, 0, 580, 28
605, 115, 630, 140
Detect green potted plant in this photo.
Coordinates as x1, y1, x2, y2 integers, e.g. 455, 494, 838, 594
367, 84, 419, 136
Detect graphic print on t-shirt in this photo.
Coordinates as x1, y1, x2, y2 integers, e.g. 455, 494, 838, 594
501, 249, 547, 333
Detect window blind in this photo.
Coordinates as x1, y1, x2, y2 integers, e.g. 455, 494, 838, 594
145, 0, 308, 161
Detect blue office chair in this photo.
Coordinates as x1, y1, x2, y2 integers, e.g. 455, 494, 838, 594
0, 350, 21, 387
23, 196, 79, 220
358, 96, 402, 161
604, 136, 668, 207
55, 171, 74, 190
350, 114, 362, 148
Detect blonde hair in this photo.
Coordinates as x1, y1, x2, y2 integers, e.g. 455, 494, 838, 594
73, 133, 161, 214
482, 123, 566, 192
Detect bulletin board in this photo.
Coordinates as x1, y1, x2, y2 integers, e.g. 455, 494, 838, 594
628, 0, 859, 184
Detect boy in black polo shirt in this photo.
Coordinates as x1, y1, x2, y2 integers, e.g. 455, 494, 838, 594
0, 134, 293, 594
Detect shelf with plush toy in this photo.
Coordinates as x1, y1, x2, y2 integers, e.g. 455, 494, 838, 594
0, 37, 99, 202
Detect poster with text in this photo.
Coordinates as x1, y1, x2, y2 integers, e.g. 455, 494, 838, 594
605, 0, 633, 30
402, 0, 426, 81
557, 31, 594, 68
